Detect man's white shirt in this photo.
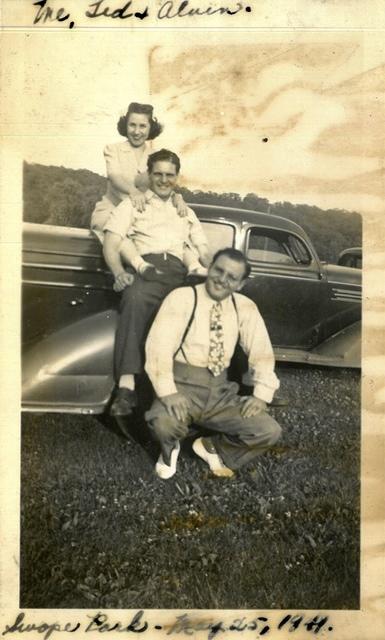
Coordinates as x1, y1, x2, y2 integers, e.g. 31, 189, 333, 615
103, 191, 207, 260
145, 283, 280, 403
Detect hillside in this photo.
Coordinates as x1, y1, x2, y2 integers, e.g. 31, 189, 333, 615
23, 162, 362, 263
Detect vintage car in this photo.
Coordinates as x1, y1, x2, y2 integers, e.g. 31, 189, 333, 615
22, 205, 361, 414
337, 247, 362, 269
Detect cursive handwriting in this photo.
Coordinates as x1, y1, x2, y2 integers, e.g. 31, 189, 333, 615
2, 613, 80, 640
165, 613, 331, 637
32, 0, 75, 28
167, 614, 267, 638
2, 611, 332, 639
158, 0, 251, 19
85, 0, 149, 20
30, 0, 251, 27
85, 612, 148, 633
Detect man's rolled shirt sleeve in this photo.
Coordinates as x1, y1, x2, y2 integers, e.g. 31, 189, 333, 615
238, 298, 280, 403
103, 199, 134, 239
186, 209, 209, 251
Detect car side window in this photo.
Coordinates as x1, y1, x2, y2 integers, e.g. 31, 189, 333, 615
246, 228, 311, 266
201, 221, 235, 253
340, 254, 362, 269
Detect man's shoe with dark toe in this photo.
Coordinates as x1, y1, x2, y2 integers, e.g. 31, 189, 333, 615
110, 388, 137, 416
192, 437, 234, 477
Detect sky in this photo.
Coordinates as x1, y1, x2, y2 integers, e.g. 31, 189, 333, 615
149, 38, 384, 213
6, 30, 384, 215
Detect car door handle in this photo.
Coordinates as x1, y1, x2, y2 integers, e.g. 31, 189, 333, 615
69, 298, 84, 306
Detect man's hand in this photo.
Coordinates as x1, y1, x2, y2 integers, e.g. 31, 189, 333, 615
113, 271, 134, 292
240, 397, 267, 418
160, 392, 191, 423
138, 262, 164, 277
129, 190, 147, 213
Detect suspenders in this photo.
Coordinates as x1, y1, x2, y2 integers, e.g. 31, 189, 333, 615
174, 286, 240, 360
174, 286, 198, 359
231, 294, 240, 342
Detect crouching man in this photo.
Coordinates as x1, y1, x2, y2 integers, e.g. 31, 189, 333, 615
145, 248, 282, 479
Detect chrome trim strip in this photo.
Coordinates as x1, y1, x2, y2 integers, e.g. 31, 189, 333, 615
249, 269, 320, 282
333, 291, 362, 300
22, 406, 102, 414
23, 262, 110, 275
330, 281, 361, 288
332, 289, 361, 299
23, 222, 95, 238
332, 286, 361, 292
23, 279, 111, 291
24, 247, 102, 259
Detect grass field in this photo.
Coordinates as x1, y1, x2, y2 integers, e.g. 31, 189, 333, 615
20, 365, 360, 609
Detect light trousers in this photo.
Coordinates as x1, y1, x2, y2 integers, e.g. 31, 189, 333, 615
146, 362, 282, 470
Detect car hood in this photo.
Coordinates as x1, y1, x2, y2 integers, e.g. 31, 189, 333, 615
324, 263, 362, 286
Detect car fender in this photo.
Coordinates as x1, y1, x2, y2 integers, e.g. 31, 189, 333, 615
22, 310, 117, 413
243, 321, 361, 388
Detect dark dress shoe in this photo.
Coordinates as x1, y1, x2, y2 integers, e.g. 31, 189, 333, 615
110, 388, 138, 416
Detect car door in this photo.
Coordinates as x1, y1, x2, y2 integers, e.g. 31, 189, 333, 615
22, 224, 115, 349
241, 224, 328, 349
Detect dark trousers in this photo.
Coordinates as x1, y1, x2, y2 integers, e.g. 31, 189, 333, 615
145, 362, 282, 470
114, 253, 187, 379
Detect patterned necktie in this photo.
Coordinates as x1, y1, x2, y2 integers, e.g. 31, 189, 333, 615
208, 302, 225, 376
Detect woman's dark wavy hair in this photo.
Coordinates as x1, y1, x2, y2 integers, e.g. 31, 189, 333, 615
117, 102, 163, 140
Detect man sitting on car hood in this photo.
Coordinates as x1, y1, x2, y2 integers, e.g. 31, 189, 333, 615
103, 148, 209, 416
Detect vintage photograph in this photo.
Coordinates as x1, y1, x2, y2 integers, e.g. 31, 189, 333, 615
17, 31, 367, 611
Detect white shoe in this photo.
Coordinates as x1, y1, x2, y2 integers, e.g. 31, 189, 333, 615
155, 442, 181, 479
192, 438, 234, 477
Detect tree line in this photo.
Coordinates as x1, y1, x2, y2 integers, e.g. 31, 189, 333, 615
23, 162, 362, 264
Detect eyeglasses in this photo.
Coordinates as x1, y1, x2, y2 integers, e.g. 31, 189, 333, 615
211, 268, 242, 285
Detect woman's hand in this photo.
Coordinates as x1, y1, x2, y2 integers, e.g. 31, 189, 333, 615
172, 192, 189, 217
129, 190, 147, 213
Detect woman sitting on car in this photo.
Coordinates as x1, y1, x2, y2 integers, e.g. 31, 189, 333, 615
91, 101, 206, 282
